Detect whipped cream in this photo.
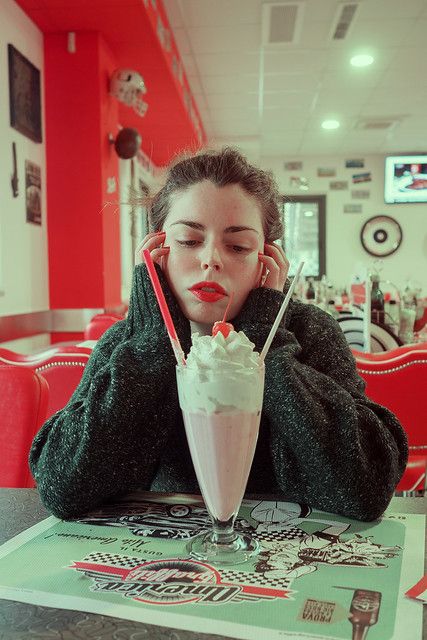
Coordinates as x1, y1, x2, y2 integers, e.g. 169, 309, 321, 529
186, 330, 261, 371
177, 330, 264, 413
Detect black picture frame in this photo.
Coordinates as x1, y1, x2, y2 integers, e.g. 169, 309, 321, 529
8, 44, 42, 143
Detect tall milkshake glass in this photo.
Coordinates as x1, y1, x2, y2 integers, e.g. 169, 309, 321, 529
176, 362, 265, 565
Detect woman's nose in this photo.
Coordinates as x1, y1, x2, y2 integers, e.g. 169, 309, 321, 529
200, 244, 223, 271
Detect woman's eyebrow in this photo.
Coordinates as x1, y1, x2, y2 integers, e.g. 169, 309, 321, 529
170, 220, 259, 234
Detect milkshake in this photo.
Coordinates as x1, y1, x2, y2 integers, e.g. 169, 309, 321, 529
176, 329, 265, 564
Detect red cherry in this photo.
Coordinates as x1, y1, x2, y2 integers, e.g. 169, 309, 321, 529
212, 321, 234, 338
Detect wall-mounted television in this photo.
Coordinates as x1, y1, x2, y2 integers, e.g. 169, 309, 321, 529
384, 155, 427, 203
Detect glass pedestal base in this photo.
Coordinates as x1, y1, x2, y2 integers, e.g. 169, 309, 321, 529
186, 530, 260, 566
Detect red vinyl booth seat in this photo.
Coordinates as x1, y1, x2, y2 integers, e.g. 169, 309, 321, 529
353, 344, 427, 495
0, 345, 93, 420
0, 366, 49, 487
84, 313, 124, 340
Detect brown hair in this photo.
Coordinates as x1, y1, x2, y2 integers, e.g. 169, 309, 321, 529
148, 147, 283, 242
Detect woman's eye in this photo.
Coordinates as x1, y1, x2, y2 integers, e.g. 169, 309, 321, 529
231, 245, 250, 253
176, 240, 198, 247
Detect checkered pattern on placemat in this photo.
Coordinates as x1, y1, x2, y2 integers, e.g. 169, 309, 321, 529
255, 525, 305, 544
220, 569, 291, 590
82, 552, 143, 569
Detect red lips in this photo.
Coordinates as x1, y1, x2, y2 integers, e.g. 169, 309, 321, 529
189, 281, 227, 303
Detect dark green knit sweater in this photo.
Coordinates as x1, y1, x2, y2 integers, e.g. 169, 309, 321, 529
29, 264, 408, 522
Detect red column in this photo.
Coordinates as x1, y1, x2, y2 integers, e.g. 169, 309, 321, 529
45, 32, 121, 310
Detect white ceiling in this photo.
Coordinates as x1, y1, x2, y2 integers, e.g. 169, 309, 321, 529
163, 0, 427, 161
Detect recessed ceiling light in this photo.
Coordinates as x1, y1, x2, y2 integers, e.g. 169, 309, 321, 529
350, 54, 374, 67
321, 119, 340, 130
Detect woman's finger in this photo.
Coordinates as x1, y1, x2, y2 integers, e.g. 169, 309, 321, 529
150, 246, 170, 266
134, 231, 165, 264
258, 252, 287, 292
264, 243, 290, 280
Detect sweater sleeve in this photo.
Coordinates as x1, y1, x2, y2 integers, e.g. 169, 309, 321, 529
233, 288, 409, 521
29, 264, 191, 519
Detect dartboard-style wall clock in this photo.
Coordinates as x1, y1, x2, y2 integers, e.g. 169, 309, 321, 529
360, 215, 403, 257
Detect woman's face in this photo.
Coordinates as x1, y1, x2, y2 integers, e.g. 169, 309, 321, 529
162, 180, 265, 325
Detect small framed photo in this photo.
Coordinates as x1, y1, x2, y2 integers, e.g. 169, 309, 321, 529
8, 44, 42, 143
284, 161, 303, 171
317, 167, 336, 177
345, 159, 365, 168
25, 160, 42, 225
329, 180, 348, 190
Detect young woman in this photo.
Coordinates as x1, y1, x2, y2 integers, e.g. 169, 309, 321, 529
30, 148, 407, 521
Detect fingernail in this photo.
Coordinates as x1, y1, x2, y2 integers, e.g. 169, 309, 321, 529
156, 230, 166, 235
258, 252, 264, 257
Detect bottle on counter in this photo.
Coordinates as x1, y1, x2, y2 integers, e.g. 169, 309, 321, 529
385, 299, 400, 336
370, 275, 385, 325
306, 278, 315, 303
327, 300, 339, 319
349, 589, 381, 640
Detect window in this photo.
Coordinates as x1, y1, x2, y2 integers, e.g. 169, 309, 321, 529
279, 195, 326, 279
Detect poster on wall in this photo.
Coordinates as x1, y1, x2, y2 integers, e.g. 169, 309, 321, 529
25, 161, 42, 225
317, 167, 336, 177
352, 172, 372, 183
8, 44, 42, 143
329, 180, 348, 190
284, 161, 303, 171
345, 159, 364, 168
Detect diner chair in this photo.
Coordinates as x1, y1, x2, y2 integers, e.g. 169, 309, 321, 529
0, 366, 49, 487
353, 345, 427, 496
83, 313, 124, 340
338, 315, 401, 352
0, 345, 92, 420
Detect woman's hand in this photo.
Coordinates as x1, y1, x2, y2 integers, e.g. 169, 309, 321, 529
134, 231, 170, 267
258, 243, 289, 292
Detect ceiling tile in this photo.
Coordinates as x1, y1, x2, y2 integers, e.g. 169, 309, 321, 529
201, 74, 259, 95
263, 90, 317, 110
192, 51, 259, 75
344, 19, 415, 48
212, 120, 260, 137
357, 0, 426, 20
182, 0, 260, 28
205, 92, 258, 110
187, 24, 260, 54
263, 49, 329, 74
263, 72, 320, 92
320, 70, 384, 90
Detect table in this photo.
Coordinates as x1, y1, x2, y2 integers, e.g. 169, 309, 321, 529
0, 489, 425, 640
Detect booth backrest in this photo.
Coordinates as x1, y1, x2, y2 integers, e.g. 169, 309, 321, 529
0, 345, 93, 420
84, 313, 123, 340
353, 345, 427, 448
353, 345, 427, 493
0, 366, 49, 487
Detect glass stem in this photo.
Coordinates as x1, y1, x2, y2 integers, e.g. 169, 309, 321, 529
211, 515, 237, 544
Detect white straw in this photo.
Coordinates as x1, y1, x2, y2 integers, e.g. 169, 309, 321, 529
260, 262, 304, 363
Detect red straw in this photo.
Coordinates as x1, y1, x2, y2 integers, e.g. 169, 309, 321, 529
222, 291, 234, 322
142, 250, 186, 366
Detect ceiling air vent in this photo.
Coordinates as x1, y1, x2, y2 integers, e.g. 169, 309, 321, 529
331, 2, 360, 40
354, 118, 400, 131
262, 2, 305, 46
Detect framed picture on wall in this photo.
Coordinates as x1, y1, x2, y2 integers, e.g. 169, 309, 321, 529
8, 44, 42, 143
25, 160, 42, 225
